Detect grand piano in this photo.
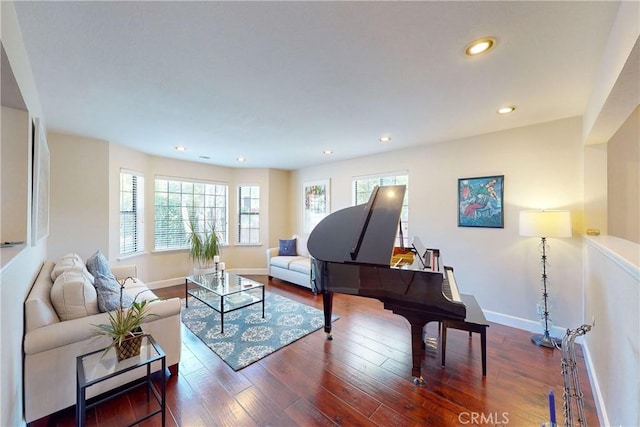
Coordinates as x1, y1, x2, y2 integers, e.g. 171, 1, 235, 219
307, 184, 466, 385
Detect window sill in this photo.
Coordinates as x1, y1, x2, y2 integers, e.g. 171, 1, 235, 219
117, 251, 149, 262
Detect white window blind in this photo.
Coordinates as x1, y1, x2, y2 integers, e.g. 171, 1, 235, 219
154, 176, 228, 250
352, 172, 409, 247
120, 170, 144, 255
237, 185, 260, 244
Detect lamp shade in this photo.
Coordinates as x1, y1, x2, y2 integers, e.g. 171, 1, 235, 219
519, 210, 572, 238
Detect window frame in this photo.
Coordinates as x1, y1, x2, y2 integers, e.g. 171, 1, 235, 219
352, 172, 409, 248
237, 184, 260, 245
153, 175, 228, 251
119, 169, 145, 256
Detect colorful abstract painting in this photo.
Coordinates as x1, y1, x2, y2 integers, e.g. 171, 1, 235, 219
458, 175, 504, 228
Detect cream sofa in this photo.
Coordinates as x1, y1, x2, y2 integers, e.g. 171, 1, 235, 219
266, 236, 312, 289
23, 256, 181, 423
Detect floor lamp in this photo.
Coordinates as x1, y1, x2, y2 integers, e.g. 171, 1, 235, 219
519, 210, 572, 348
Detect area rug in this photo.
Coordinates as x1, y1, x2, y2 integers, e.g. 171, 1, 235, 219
181, 292, 338, 370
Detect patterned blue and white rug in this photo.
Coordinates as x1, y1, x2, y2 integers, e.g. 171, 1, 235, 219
181, 292, 338, 371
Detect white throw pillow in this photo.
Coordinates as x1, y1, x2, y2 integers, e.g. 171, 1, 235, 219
50, 270, 99, 321
51, 253, 94, 283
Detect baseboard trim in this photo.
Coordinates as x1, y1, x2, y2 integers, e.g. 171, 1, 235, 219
582, 341, 609, 426
483, 309, 570, 341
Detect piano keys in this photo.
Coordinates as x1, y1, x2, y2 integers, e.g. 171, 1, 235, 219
308, 184, 466, 385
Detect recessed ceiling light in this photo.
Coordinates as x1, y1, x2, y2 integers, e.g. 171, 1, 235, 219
465, 37, 496, 56
379, 136, 391, 143
236, 157, 246, 162
323, 150, 333, 155
175, 145, 187, 152
497, 106, 516, 114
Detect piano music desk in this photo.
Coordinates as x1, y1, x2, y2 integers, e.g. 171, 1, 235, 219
440, 294, 489, 376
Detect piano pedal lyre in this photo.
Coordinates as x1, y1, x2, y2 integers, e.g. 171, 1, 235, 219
412, 376, 426, 386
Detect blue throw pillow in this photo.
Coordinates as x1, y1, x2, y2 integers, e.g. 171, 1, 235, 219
278, 238, 297, 256
86, 250, 115, 280
94, 273, 133, 312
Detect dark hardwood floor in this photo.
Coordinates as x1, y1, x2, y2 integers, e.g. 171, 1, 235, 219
34, 276, 600, 426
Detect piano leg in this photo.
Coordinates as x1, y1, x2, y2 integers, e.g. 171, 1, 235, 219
409, 321, 426, 386
322, 291, 334, 340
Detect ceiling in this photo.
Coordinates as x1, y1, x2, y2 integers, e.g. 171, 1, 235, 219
12, 1, 621, 170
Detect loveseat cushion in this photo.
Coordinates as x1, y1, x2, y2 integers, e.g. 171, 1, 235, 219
94, 273, 133, 312
50, 270, 99, 321
293, 234, 309, 257
270, 255, 307, 269
51, 253, 94, 283
279, 238, 297, 256
289, 258, 311, 274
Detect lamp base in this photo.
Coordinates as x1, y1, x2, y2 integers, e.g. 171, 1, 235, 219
531, 332, 562, 349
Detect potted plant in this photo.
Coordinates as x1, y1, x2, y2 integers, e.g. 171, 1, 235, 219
187, 219, 221, 274
93, 278, 157, 361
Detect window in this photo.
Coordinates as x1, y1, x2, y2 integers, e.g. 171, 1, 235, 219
120, 170, 144, 255
352, 173, 409, 247
154, 177, 228, 250
237, 185, 260, 244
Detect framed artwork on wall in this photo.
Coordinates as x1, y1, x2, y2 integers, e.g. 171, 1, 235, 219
303, 179, 330, 233
32, 118, 50, 244
458, 175, 504, 228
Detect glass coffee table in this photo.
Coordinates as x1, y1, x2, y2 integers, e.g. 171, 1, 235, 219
76, 335, 165, 427
185, 272, 265, 333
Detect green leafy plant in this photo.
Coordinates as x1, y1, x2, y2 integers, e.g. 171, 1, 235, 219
93, 278, 157, 357
187, 219, 220, 268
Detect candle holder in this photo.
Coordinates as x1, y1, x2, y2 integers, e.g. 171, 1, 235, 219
218, 262, 226, 281
213, 261, 220, 279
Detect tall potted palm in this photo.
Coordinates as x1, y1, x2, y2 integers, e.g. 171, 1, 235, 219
187, 219, 221, 274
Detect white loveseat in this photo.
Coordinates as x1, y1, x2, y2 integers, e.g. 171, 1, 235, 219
23, 255, 182, 423
266, 236, 312, 289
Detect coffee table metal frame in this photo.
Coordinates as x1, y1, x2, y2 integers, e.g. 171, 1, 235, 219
185, 272, 265, 333
76, 334, 166, 427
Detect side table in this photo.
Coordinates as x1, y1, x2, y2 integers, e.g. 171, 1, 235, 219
76, 335, 166, 427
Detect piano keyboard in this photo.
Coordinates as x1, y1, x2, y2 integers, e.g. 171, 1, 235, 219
444, 267, 462, 303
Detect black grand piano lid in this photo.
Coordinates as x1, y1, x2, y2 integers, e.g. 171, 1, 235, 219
307, 185, 406, 266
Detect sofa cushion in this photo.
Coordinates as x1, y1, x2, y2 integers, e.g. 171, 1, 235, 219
86, 250, 115, 280
293, 234, 309, 257
50, 270, 99, 321
123, 286, 158, 303
271, 255, 306, 269
278, 238, 297, 256
25, 261, 60, 331
94, 273, 133, 312
289, 258, 311, 274
51, 253, 94, 283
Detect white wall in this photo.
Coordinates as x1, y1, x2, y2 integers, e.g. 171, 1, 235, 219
0, 2, 46, 426
266, 168, 292, 248
0, 107, 29, 246
47, 133, 110, 261
607, 106, 639, 243
293, 117, 585, 334
583, 237, 639, 426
